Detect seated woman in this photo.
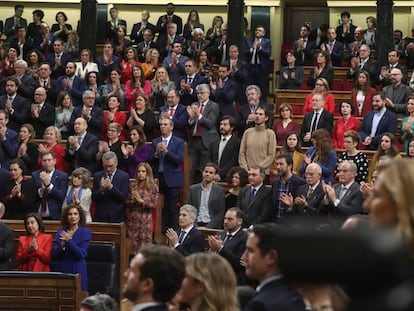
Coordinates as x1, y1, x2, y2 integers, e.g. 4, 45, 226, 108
270, 132, 304, 177
126, 94, 156, 141
351, 70, 376, 117
224, 167, 248, 211
17, 123, 39, 175
125, 65, 151, 111
2, 159, 36, 219
306, 50, 334, 90
16, 213, 52, 271
63, 167, 92, 223
332, 100, 361, 149
52, 204, 92, 292
101, 95, 127, 141
301, 129, 337, 183
127, 162, 159, 256
27, 50, 43, 79
55, 91, 74, 140
303, 78, 335, 114
337, 130, 369, 183
399, 95, 414, 153
141, 48, 161, 80
121, 125, 150, 178
279, 50, 303, 90
273, 102, 300, 146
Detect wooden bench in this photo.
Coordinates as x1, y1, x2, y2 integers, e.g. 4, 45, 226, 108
0, 271, 88, 311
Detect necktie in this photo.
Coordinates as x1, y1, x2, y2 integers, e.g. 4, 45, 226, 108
187, 76, 193, 84
310, 112, 319, 133
107, 173, 113, 181
223, 234, 232, 245
307, 187, 314, 198
339, 186, 347, 200
41, 188, 48, 215
249, 188, 256, 203
43, 79, 47, 88
78, 136, 83, 145
178, 230, 185, 243
169, 107, 174, 117
195, 103, 204, 136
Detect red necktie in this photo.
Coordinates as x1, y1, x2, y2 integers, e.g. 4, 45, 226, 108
169, 107, 174, 117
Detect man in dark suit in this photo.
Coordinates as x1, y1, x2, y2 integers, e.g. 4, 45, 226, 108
210, 23, 229, 64
10, 26, 34, 62
32, 151, 68, 220
123, 245, 185, 311
187, 163, 225, 229
322, 161, 364, 227
237, 165, 272, 228
209, 64, 237, 117
92, 151, 129, 223
4, 4, 27, 43
244, 25, 272, 100
0, 203, 15, 270
105, 7, 127, 41
359, 92, 398, 150
136, 29, 157, 63
156, 3, 183, 37
309, 24, 329, 48
13, 60, 35, 100
293, 24, 317, 66
178, 59, 206, 106
156, 22, 185, 60
162, 42, 189, 86
0, 109, 18, 168
96, 42, 121, 83
27, 87, 55, 139
209, 115, 240, 181
32, 62, 60, 105
320, 27, 344, 67
165, 204, 204, 256
57, 62, 86, 107
208, 207, 248, 285
149, 117, 185, 231
379, 49, 408, 87
187, 83, 219, 183
347, 44, 380, 86
185, 28, 211, 60
242, 223, 306, 311
300, 93, 334, 147
158, 90, 188, 140
65, 117, 99, 174
224, 45, 249, 106
0, 77, 29, 132
45, 38, 72, 79
271, 153, 306, 223
68, 90, 104, 138
130, 10, 157, 44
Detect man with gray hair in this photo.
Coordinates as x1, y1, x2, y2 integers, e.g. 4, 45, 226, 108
186, 27, 211, 59
0, 202, 15, 270
92, 151, 130, 222
322, 160, 364, 227
187, 83, 219, 183
165, 204, 204, 256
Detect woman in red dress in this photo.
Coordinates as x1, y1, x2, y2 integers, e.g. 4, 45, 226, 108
332, 100, 361, 149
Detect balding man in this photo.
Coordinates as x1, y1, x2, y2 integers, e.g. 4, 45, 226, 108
27, 87, 55, 139
382, 67, 412, 118
130, 10, 157, 44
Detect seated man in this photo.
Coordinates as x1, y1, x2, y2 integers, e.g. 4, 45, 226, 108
165, 204, 204, 256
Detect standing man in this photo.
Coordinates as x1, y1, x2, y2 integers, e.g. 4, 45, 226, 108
149, 117, 185, 231
105, 7, 127, 41
186, 163, 226, 229
237, 165, 272, 228
32, 62, 59, 105
382, 68, 412, 118
187, 84, 219, 183
293, 24, 316, 66
242, 223, 306, 311
239, 106, 276, 179
347, 44, 380, 87
208, 115, 240, 181
320, 28, 344, 67
4, 4, 27, 43
92, 151, 130, 223
0, 203, 15, 270
209, 64, 237, 117
162, 42, 189, 87
96, 42, 121, 83
224, 45, 249, 106
0, 110, 18, 169
32, 151, 68, 220
359, 92, 398, 150
27, 87, 55, 139
130, 10, 157, 44
178, 59, 206, 107
45, 38, 72, 79
122, 245, 185, 311
379, 50, 408, 87
244, 25, 272, 101
156, 2, 183, 37
57, 62, 86, 107
158, 90, 188, 140
208, 207, 248, 285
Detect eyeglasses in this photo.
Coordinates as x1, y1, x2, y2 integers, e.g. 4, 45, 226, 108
315, 83, 324, 86
34, 93, 44, 96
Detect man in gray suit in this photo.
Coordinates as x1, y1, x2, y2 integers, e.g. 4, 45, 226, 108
186, 163, 225, 229
187, 84, 219, 183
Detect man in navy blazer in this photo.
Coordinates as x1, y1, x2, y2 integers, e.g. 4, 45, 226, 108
32, 151, 68, 220
105, 7, 127, 41
320, 28, 344, 67
149, 117, 185, 231
165, 204, 204, 256
359, 92, 398, 150
162, 42, 189, 86
224, 45, 249, 106
96, 43, 121, 83
293, 24, 317, 66
130, 10, 157, 44
178, 59, 206, 106
347, 44, 380, 86
242, 223, 306, 311
208, 207, 248, 285
0, 110, 18, 169
26, 87, 55, 139
57, 62, 86, 107
4, 5, 27, 43
156, 3, 183, 36
157, 90, 189, 141
45, 38, 72, 79
244, 25, 272, 100
123, 245, 185, 311
209, 64, 237, 117
92, 151, 129, 223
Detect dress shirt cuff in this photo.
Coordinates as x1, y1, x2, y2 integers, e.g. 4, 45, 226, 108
334, 199, 340, 207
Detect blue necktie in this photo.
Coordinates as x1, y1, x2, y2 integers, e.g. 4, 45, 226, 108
178, 230, 185, 243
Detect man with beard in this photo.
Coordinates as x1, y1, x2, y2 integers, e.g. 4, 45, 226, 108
57, 62, 86, 107
271, 154, 306, 224
123, 245, 185, 311
359, 92, 398, 150
382, 67, 412, 118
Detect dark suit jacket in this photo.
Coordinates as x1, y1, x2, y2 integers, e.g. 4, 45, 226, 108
175, 227, 204, 256
96, 55, 121, 82
68, 105, 104, 138
300, 110, 334, 147
320, 41, 344, 67
105, 19, 127, 41
57, 75, 86, 107
158, 104, 188, 140
306, 65, 334, 89
244, 37, 272, 73
210, 78, 237, 117
336, 24, 357, 46
92, 169, 130, 222
26, 101, 55, 139
45, 52, 72, 79
149, 135, 184, 188
236, 102, 274, 135
381, 64, 408, 86
162, 54, 189, 86
65, 132, 99, 173
0, 127, 18, 168
359, 109, 398, 150
185, 39, 212, 59
156, 34, 185, 59
2, 178, 36, 219
156, 14, 183, 36
0, 168, 10, 188
177, 73, 206, 106
347, 58, 380, 86
32, 169, 69, 220
31, 78, 59, 104
224, 59, 249, 105
217, 229, 247, 284
243, 278, 306, 311
238, 185, 272, 228
209, 136, 240, 180
10, 38, 34, 62
293, 38, 316, 66
4, 17, 28, 41
136, 40, 158, 62
188, 100, 220, 149
291, 182, 325, 216
130, 22, 157, 44
16, 74, 36, 99
0, 94, 29, 131
187, 183, 226, 229
0, 222, 15, 270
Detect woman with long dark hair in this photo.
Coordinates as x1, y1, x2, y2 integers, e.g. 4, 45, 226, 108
121, 125, 150, 178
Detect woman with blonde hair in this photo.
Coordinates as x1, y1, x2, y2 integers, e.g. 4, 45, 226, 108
180, 252, 239, 311
37, 126, 67, 172
142, 48, 161, 80
302, 77, 335, 114
150, 66, 175, 111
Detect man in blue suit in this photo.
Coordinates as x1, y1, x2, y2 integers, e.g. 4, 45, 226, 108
0, 110, 18, 168
92, 151, 130, 223
158, 89, 188, 141
32, 151, 68, 220
242, 223, 306, 311
57, 62, 86, 107
45, 38, 72, 79
149, 117, 184, 231
178, 59, 206, 106
209, 64, 237, 117
245, 25, 272, 101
